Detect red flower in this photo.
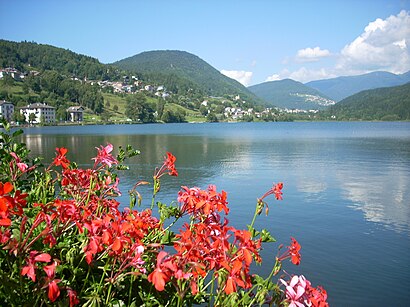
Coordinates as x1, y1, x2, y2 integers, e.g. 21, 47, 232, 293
153, 152, 179, 179
258, 182, 284, 202
44, 261, 57, 278
164, 152, 178, 176
148, 251, 170, 291
277, 237, 302, 266
21, 251, 52, 282
178, 185, 229, 217
53, 147, 70, 169
0, 182, 13, 195
67, 288, 80, 306
289, 237, 301, 265
47, 279, 61, 302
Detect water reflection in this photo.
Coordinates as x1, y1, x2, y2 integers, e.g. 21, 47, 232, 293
339, 163, 410, 235
20, 126, 410, 236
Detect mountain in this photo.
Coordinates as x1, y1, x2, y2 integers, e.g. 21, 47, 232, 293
326, 82, 410, 120
248, 79, 335, 110
306, 71, 410, 101
0, 39, 122, 80
113, 50, 262, 103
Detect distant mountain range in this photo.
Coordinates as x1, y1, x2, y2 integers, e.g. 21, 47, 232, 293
306, 71, 410, 101
113, 50, 262, 104
1, 39, 409, 120
248, 79, 335, 110
326, 82, 410, 120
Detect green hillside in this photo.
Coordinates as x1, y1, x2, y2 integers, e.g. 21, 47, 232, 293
248, 79, 335, 110
0, 39, 122, 80
113, 50, 262, 104
326, 82, 410, 120
306, 71, 410, 101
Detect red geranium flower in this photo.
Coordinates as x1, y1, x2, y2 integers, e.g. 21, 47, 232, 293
53, 147, 70, 169
21, 251, 51, 282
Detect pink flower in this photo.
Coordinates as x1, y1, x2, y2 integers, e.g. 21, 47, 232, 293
280, 275, 307, 307
92, 144, 118, 168
10, 152, 29, 172
280, 275, 329, 307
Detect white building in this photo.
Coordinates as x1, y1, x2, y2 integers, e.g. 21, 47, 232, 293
0, 100, 14, 122
67, 106, 84, 122
20, 103, 55, 124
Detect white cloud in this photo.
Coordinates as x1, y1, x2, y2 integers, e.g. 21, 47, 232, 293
221, 70, 253, 86
265, 74, 281, 82
264, 10, 410, 84
296, 47, 331, 62
337, 10, 410, 74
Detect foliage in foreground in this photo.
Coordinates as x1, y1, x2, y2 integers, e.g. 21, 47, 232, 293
0, 120, 328, 306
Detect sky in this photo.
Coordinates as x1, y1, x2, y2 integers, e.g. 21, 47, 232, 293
1, 0, 409, 86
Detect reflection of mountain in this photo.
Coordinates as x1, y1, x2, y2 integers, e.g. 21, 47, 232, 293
20, 131, 252, 208
20, 124, 410, 235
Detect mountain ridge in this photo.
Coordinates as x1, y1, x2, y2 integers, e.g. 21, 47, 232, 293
113, 50, 263, 104
306, 71, 410, 101
248, 78, 335, 110
326, 82, 410, 120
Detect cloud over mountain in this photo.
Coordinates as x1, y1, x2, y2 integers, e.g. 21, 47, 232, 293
265, 10, 410, 83
337, 10, 410, 74
221, 70, 253, 86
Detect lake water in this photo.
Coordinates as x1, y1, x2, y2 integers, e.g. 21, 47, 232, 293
19, 122, 410, 306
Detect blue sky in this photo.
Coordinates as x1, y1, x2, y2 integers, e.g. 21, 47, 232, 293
1, 0, 409, 85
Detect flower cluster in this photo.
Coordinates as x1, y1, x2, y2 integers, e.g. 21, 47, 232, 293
149, 185, 262, 298
0, 125, 328, 306
280, 275, 328, 307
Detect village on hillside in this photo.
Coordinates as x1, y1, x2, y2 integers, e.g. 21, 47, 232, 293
0, 66, 321, 125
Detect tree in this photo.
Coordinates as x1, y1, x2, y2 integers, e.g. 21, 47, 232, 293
28, 113, 36, 125
12, 110, 25, 124
125, 93, 155, 123
156, 99, 165, 119
199, 105, 208, 116
2, 74, 14, 87
206, 112, 218, 122
161, 109, 186, 123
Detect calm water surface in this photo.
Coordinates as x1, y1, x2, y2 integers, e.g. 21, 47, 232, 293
20, 122, 410, 306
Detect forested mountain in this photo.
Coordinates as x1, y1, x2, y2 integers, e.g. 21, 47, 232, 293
306, 71, 410, 101
326, 82, 410, 120
248, 79, 335, 110
113, 50, 262, 103
0, 39, 122, 80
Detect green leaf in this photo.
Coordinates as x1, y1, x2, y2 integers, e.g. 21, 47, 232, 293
260, 228, 276, 242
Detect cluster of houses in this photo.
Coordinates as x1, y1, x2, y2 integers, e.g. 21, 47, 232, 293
0, 67, 40, 80
87, 76, 171, 98
0, 100, 84, 124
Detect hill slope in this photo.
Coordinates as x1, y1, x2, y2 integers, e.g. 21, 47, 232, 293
113, 50, 262, 103
306, 71, 410, 101
248, 79, 335, 110
327, 82, 410, 120
0, 39, 122, 80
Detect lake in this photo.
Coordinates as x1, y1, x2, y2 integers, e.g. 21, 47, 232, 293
19, 122, 410, 306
